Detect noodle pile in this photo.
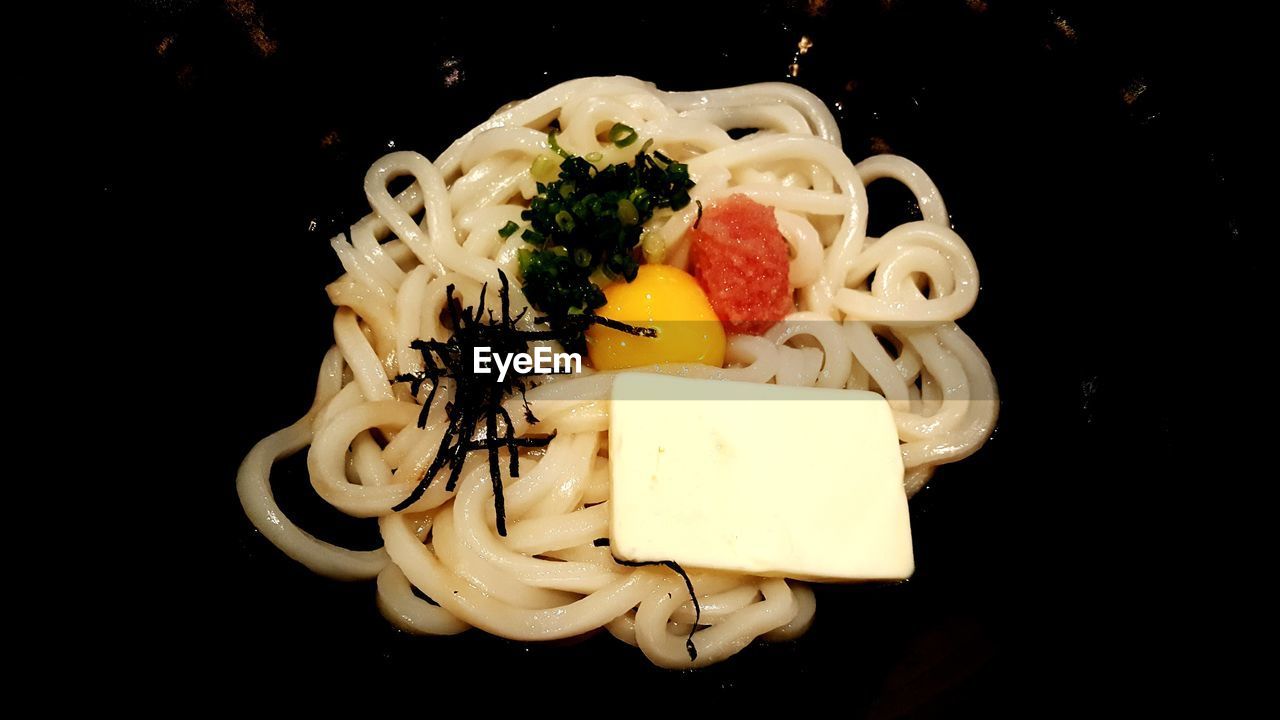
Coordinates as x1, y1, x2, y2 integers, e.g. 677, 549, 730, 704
237, 76, 997, 668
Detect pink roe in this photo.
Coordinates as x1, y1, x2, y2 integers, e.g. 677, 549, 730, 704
687, 194, 794, 335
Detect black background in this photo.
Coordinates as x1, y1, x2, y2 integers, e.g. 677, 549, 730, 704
97, 0, 1242, 712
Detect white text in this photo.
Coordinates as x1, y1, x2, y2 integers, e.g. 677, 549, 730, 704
473, 346, 581, 382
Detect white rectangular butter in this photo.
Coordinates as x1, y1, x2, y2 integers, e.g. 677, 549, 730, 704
608, 373, 912, 581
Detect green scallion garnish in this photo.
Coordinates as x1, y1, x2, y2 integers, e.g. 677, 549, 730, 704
608, 122, 638, 148
547, 130, 571, 159
531, 153, 560, 182
515, 129, 696, 349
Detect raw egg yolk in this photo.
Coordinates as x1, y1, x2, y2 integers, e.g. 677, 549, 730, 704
587, 264, 726, 370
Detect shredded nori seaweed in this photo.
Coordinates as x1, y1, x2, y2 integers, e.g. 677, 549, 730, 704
392, 270, 651, 536
594, 537, 701, 661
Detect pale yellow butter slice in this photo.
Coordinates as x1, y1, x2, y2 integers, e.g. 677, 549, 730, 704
608, 372, 912, 581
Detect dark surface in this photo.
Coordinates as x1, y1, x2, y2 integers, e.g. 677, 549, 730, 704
99, 0, 1241, 711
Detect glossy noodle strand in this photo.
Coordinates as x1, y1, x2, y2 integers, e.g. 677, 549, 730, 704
236, 77, 997, 668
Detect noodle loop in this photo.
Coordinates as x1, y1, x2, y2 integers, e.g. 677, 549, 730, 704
238, 77, 997, 667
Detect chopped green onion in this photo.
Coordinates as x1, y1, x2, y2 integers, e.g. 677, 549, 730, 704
498, 221, 519, 238
617, 198, 638, 226
547, 130, 571, 159
641, 229, 666, 263
531, 153, 559, 182
608, 122, 638, 148
515, 131, 697, 333
586, 151, 603, 163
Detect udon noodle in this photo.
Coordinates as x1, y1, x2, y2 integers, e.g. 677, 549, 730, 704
237, 76, 997, 668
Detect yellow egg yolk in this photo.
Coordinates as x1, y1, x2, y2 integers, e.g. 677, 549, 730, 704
587, 264, 727, 370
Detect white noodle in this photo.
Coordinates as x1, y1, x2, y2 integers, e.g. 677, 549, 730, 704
236, 77, 998, 669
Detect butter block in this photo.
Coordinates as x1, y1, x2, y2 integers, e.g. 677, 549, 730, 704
608, 372, 912, 581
